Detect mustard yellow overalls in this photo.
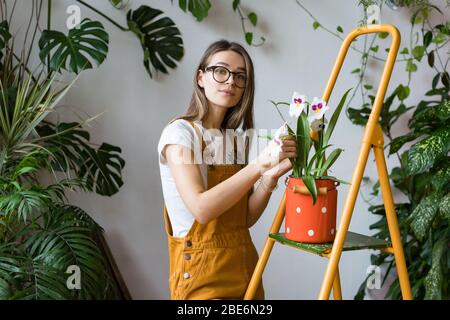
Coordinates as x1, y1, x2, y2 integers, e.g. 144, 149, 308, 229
163, 120, 265, 300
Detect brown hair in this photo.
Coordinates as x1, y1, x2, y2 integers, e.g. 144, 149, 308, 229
170, 40, 255, 131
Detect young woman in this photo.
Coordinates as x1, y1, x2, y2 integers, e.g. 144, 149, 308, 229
157, 40, 297, 300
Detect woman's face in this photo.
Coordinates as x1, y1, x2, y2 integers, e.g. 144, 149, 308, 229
197, 50, 246, 108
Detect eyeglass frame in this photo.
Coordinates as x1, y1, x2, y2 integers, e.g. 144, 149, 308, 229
203, 65, 247, 88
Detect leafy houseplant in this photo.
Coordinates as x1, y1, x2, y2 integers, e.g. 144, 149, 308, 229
0, 70, 126, 299
271, 89, 351, 243
0, 3, 126, 299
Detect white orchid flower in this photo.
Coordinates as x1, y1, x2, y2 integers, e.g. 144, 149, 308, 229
289, 92, 308, 118
307, 97, 329, 123
269, 122, 289, 157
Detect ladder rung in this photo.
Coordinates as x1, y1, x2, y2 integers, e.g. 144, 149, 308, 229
269, 232, 391, 256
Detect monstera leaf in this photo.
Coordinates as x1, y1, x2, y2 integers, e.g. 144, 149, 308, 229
127, 5, 184, 77
79, 143, 125, 196
38, 18, 109, 73
38, 122, 125, 197
177, 0, 211, 21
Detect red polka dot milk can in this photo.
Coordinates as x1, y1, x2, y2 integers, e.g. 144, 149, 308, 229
285, 176, 339, 243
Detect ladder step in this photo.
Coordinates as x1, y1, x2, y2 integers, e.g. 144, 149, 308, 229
269, 232, 391, 256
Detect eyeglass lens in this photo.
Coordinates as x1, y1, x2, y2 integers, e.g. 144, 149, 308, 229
211, 66, 246, 88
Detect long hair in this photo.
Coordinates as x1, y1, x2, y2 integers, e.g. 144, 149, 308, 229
171, 40, 255, 131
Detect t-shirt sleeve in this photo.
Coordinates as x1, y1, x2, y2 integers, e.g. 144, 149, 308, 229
157, 119, 196, 164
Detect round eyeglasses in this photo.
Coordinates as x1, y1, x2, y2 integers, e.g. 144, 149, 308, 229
204, 66, 247, 89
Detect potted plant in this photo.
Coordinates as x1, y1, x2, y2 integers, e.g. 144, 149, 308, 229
271, 89, 352, 243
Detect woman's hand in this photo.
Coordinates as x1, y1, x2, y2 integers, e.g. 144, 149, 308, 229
263, 157, 293, 180
250, 135, 297, 177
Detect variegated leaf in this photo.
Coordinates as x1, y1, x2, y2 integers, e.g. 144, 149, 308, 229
407, 127, 450, 175
410, 193, 440, 241
432, 162, 450, 190
424, 239, 446, 299
439, 193, 450, 220
436, 100, 450, 121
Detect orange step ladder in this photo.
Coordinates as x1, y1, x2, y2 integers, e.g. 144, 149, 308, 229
244, 24, 413, 300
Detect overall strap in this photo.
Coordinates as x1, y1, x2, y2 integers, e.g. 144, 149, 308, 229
234, 134, 250, 165
187, 119, 249, 164
163, 205, 173, 236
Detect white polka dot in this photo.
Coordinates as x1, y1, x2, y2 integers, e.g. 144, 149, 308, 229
321, 207, 327, 214
308, 229, 314, 237
287, 227, 290, 233
331, 228, 335, 235
296, 207, 301, 214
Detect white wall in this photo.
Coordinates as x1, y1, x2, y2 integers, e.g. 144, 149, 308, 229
9, 0, 448, 299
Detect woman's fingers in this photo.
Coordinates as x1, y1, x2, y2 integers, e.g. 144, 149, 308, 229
280, 151, 297, 160
281, 139, 296, 146
281, 138, 297, 156
282, 146, 296, 152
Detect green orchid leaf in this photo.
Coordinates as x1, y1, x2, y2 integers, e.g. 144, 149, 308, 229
296, 112, 310, 173
127, 5, 184, 78
323, 88, 352, 146
38, 18, 108, 73
306, 145, 332, 175
302, 176, 317, 204
321, 175, 350, 185
318, 148, 343, 177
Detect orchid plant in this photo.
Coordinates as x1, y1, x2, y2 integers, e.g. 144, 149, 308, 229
270, 88, 352, 203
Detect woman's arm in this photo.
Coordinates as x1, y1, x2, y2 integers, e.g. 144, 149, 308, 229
165, 144, 262, 224
246, 176, 277, 228
165, 136, 296, 225
246, 158, 293, 228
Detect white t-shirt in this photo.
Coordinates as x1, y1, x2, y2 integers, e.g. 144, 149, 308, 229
157, 119, 248, 238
